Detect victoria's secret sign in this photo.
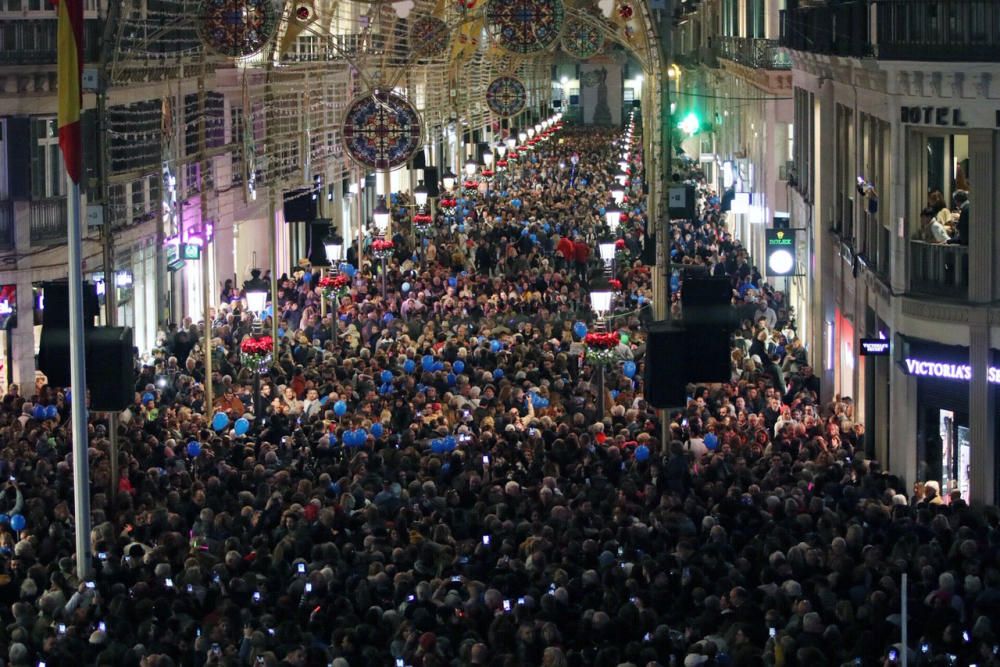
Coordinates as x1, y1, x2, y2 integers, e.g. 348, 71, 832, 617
903, 358, 1000, 385
900, 105, 1000, 128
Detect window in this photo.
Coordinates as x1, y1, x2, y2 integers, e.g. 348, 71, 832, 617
792, 87, 812, 200
835, 103, 855, 239
230, 104, 244, 186
30, 118, 65, 199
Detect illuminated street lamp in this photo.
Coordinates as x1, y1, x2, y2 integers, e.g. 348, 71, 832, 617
441, 167, 457, 193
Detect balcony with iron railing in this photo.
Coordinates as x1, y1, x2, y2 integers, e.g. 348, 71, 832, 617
910, 240, 969, 299
781, 0, 1000, 61
29, 198, 68, 246
0, 201, 13, 250
714, 36, 791, 70
0, 18, 102, 65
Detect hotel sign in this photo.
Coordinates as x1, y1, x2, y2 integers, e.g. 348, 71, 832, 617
899, 105, 1000, 128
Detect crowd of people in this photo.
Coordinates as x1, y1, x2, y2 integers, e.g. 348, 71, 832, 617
0, 123, 999, 667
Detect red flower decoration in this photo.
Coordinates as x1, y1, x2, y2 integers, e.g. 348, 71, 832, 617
240, 335, 273, 355
615, 239, 626, 249
372, 239, 395, 252
584, 332, 620, 349
609, 279, 622, 290
413, 212, 433, 224
496, 160, 508, 169
440, 198, 457, 208
319, 274, 350, 291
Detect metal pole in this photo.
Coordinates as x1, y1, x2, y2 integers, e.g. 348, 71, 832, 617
96, 23, 120, 509
268, 195, 279, 346
598, 364, 606, 422
657, 0, 674, 456
199, 59, 214, 416
319, 266, 326, 318
66, 175, 93, 581
381, 256, 387, 301
253, 364, 261, 426
901, 573, 908, 667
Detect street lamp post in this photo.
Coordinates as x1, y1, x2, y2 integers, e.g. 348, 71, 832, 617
588, 273, 615, 422
323, 233, 343, 339
243, 271, 269, 425
373, 197, 391, 301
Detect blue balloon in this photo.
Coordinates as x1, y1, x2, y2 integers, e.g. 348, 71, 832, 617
212, 412, 229, 432
433, 361, 445, 372
45, 405, 57, 420
444, 435, 457, 451
521, 228, 529, 237
573, 322, 588, 339
622, 361, 637, 379
422, 355, 435, 371
490, 340, 501, 353
635, 445, 650, 462
334, 400, 347, 416
431, 439, 446, 454
610, 390, 619, 399
403, 359, 416, 374
705, 433, 719, 451
142, 392, 155, 404
319, 395, 329, 406
447, 373, 457, 386
234, 418, 250, 436
453, 360, 465, 373
402, 281, 412, 293
383, 312, 394, 323
0, 514, 8, 525
379, 383, 393, 395
187, 441, 201, 457
448, 277, 457, 288
530, 234, 538, 243
493, 368, 504, 379
381, 370, 393, 383
10, 514, 25, 532
371, 422, 384, 438
33, 405, 46, 420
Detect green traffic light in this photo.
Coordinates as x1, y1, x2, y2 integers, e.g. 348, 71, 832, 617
678, 112, 700, 135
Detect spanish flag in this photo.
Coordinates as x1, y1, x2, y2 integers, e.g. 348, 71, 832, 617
54, 0, 83, 183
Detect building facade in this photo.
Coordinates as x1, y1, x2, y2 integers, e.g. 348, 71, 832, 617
782, 0, 1000, 504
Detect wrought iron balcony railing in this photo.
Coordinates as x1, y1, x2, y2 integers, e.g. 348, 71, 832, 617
715, 36, 791, 70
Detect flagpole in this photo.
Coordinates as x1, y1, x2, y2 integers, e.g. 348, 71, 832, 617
66, 172, 92, 581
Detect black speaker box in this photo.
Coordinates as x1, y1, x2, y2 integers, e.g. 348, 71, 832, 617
38, 326, 135, 409
423, 167, 440, 198
283, 189, 317, 222
684, 327, 732, 383
307, 219, 333, 266
644, 322, 690, 408
644, 322, 732, 408
41, 282, 98, 329
681, 276, 737, 327
411, 149, 427, 170
87, 327, 135, 411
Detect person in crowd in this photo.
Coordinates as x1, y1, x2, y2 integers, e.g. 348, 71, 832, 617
0, 128, 996, 667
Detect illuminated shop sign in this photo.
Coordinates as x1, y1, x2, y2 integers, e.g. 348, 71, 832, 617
859, 339, 890, 356
902, 358, 1000, 385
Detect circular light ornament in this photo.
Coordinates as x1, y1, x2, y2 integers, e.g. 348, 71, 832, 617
197, 0, 280, 58
768, 248, 795, 276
